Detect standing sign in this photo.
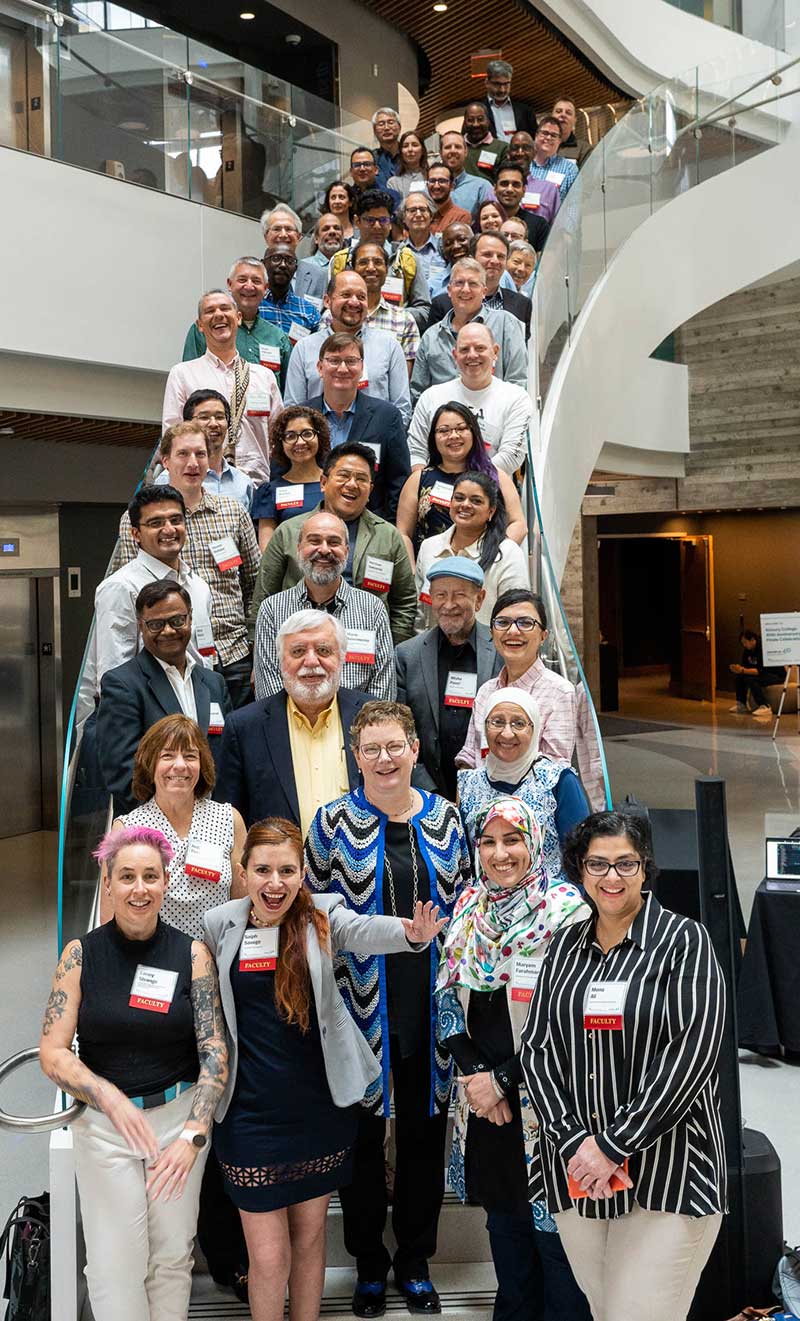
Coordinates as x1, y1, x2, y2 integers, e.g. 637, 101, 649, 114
760, 613, 800, 667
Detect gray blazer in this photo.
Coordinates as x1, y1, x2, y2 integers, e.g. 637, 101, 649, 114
204, 894, 422, 1116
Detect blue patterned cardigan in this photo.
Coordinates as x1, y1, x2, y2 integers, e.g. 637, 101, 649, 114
305, 786, 472, 1117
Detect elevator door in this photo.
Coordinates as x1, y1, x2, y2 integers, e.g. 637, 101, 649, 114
0, 576, 42, 837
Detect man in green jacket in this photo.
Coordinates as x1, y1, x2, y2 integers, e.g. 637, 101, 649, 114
182, 256, 291, 390
248, 441, 416, 644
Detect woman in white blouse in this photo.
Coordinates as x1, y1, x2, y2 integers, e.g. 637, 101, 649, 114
415, 471, 529, 631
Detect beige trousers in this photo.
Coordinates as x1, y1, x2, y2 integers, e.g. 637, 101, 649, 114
555, 1203, 723, 1321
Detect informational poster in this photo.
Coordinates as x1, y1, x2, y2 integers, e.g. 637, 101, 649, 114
760, 613, 800, 667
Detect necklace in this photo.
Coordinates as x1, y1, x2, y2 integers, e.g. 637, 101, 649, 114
249, 906, 280, 930
384, 820, 419, 918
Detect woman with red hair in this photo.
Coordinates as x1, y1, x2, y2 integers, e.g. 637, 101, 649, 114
203, 817, 445, 1321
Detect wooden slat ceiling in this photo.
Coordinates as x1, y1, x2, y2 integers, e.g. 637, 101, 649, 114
0, 411, 158, 450
357, 0, 626, 135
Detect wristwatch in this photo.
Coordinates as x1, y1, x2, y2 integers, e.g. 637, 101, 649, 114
178, 1128, 207, 1149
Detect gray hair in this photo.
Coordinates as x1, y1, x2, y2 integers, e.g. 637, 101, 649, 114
371, 106, 400, 127
450, 256, 487, 285
487, 59, 513, 79
314, 213, 343, 237
197, 288, 236, 318
276, 608, 348, 661
259, 203, 302, 238
227, 255, 267, 281
397, 192, 436, 223
508, 239, 536, 260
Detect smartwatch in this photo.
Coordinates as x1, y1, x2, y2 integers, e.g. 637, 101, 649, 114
178, 1129, 207, 1149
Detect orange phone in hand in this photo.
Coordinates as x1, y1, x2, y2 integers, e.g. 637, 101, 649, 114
568, 1159, 629, 1199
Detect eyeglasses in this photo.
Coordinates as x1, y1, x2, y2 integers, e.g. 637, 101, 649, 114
435, 425, 471, 439
583, 858, 642, 878
492, 616, 544, 633
537, 129, 561, 141
361, 215, 392, 226
405, 206, 430, 217
450, 279, 483, 291
140, 514, 185, 530
285, 428, 318, 442
142, 613, 189, 635
352, 160, 375, 170
324, 357, 363, 370
359, 740, 409, 761
332, 468, 371, 486
486, 716, 532, 733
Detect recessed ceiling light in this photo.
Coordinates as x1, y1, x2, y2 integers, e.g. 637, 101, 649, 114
433, 2, 448, 9
240, 10, 256, 18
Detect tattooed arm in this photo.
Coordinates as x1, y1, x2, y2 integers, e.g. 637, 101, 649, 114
39, 942, 159, 1160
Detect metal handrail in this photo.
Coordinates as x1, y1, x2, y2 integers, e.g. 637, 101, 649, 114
676, 50, 800, 137
0, 1049, 84, 1134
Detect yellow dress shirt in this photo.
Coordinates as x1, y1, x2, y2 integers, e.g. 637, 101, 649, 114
287, 696, 349, 836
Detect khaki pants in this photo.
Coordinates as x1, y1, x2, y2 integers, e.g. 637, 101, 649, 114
72, 1086, 208, 1321
555, 1203, 722, 1321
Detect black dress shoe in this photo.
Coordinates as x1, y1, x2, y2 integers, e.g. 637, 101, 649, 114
394, 1276, 442, 1314
352, 1279, 387, 1317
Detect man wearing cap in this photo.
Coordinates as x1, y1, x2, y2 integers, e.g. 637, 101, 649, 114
394, 558, 501, 800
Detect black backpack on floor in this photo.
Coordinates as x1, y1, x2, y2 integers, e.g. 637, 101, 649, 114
1, 1193, 50, 1321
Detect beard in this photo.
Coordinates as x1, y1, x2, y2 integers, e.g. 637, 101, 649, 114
298, 550, 343, 587
285, 666, 341, 708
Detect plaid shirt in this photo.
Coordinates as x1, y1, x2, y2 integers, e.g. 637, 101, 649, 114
110, 492, 259, 667
456, 657, 578, 769
365, 298, 421, 362
254, 578, 396, 703
258, 289, 321, 337
527, 155, 579, 201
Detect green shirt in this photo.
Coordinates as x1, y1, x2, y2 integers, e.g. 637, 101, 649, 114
182, 319, 291, 391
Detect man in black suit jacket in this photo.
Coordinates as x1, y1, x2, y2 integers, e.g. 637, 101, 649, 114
480, 61, 537, 140
96, 581, 232, 815
424, 232, 532, 340
214, 610, 369, 829
394, 558, 502, 800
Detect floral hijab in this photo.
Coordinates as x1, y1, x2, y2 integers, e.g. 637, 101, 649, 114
437, 796, 585, 993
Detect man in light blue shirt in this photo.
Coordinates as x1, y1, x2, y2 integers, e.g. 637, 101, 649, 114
440, 131, 495, 214
284, 270, 412, 428
428, 221, 474, 299
395, 192, 447, 290
526, 117, 579, 201
155, 388, 254, 512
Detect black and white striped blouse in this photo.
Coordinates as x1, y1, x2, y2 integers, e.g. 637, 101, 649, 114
521, 892, 727, 1218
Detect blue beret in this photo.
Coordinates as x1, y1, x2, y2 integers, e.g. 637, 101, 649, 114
426, 556, 485, 587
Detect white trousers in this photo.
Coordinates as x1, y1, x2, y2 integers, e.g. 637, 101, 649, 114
555, 1204, 723, 1321
72, 1085, 208, 1321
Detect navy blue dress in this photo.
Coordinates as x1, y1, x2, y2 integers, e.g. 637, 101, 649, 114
251, 478, 322, 526
214, 936, 357, 1211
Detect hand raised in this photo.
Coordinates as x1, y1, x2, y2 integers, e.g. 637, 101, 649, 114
401, 900, 448, 944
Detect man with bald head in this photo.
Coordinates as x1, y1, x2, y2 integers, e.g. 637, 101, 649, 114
408, 321, 534, 473
181, 257, 290, 387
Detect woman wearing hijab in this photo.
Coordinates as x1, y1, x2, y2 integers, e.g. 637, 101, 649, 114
457, 688, 589, 885
436, 797, 591, 1321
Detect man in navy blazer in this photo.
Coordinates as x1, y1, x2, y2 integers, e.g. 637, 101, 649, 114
96, 581, 232, 815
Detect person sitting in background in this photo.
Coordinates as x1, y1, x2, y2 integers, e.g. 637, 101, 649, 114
253, 513, 396, 703
552, 96, 592, 166
397, 192, 448, 292
425, 233, 531, 340
350, 146, 380, 195
457, 689, 589, 884
437, 797, 591, 1321
397, 402, 527, 553
729, 627, 780, 716
457, 590, 578, 772
414, 472, 529, 631
503, 240, 537, 298
155, 391, 254, 514
259, 245, 322, 341
330, 189, 432, 329
493, 162, 550, 252
252, 406, 328, 551
463, 101, 508, 178
216, 611, 372, 831
408, 322, 534, 475
430, 220, 474, 298
426, 162, 473, 235
387, 130, 429, 199
323, 180, 358, 244
204, 816, 444, 1321
163, 290, 283, 483
248, 443, 417, 644
182, 257, 290, 390
39, 824, 228, 1321
352, 241, 421, 370
306, 212, 345, 266
475, 199, 508, 234
395, 557, 501, 800
506, 132, 563, 224
97, 582, 232, 816
526, 118, 579, 201
373, 108, 403, 187
411, 258, 527, 403
439, 130, 495, 212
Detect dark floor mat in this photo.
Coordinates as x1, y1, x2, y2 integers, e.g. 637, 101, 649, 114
599, 715, 693, 738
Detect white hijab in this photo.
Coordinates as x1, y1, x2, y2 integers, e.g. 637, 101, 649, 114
483, 686, 542, 787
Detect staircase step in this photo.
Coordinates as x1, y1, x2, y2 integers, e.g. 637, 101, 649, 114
325, 1190, 492, 1267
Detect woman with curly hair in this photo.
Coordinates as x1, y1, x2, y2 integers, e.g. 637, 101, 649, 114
323, 180, 358, 243
251, 406, 330, 550
203, 816, 445, 1321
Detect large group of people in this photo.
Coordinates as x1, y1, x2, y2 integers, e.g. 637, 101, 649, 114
43, 65, 728, 1321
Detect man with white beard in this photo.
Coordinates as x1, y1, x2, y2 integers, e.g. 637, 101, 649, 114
252, 511, 396, 703
214, 608, 373, 833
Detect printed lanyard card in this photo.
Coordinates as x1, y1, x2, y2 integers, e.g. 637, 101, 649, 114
362, 555, 393, 593
185, 837, 224, 882
444, 671, 477, 708
209, 536, 242, 571
259, 344, 281, 372
275, 484, 305, 511
510, 955, 542, 1003
583, 980, 629, 1030
346, 628, 377, 664
208, 702, 225, 736
129, 964, 178, 1014
239, 926, 279, 971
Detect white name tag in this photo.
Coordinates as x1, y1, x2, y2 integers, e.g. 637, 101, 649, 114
184, 837, 225, 882
307, 295, 323, 310
276, 483, 305, 511
208, 702, 225, 736
382, 275, 403, 305
429, 479, 454, 508
194, 618, 216, 659
288, 322, 310, 344
584, 980, 629, 1030
362, 555, 394, 593
511, 955, 542, 1003
245, 388, 272, 419
258, 343, 281, 372
239, 926, 279, 972
444, 671, 478, 708
129, 964, 178, 1014
363, 441, 381, 470
478, 149, 498, 170
209, 535, 242, 571
345, 627, 377, 664
545, 170, 565, 185
419, 577, 431, 606
522, 191, 541, 210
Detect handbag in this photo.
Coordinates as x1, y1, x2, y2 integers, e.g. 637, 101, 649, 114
774, 1242, 800, 1318
1, 1193, 50, 1321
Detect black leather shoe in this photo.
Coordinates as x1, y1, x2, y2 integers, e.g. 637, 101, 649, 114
352, 1280, 387, 1317
394, 1276, 442, 1314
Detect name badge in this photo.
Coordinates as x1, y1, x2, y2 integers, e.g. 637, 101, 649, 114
478, 149, 498, 170
363, 555, 394, 593
194, 618, 216, 659
382, 275, 404, 305
276, 483, 305, 511
419, 577, 431, 606
209, 535, 242, 571
345, 627, 377, 664
208, 701, 225, 736
129, 964, 178, 1014
362, 441, 381, 470
258, 343, 281, 372
584, 980, 629, 1030
239, 926, 279, 972
545, 170, 565, 185
246, 388, 272, 419
429, 479, 454, 509
307, 295, 323, 310
357, 376, 370, 391
522, 191, 541, 211
444, 671, 478, 708
511, 955, 542, 1003
184, 837, 225, 882
288, 321, 310, 344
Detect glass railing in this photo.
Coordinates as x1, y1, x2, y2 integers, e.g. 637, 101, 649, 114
0, 0, 363, 229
